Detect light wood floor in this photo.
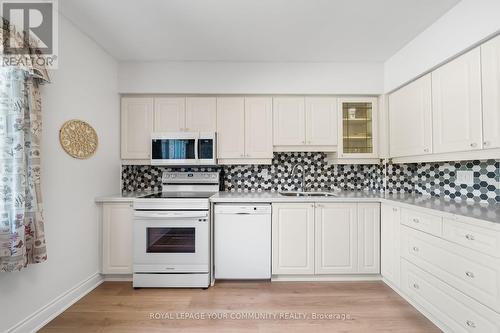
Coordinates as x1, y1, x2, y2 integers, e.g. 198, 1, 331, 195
40, 281, 440, 333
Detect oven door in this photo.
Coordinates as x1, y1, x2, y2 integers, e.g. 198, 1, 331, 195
133, 210, 209, 273
151, 133, 198, 165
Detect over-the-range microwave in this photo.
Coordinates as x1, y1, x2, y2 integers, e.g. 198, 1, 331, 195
151, 132, 217, 166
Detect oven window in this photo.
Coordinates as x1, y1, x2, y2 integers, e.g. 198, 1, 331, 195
198, 139, 214, 159
152, 139, 196, 160
146, 228, 195, 253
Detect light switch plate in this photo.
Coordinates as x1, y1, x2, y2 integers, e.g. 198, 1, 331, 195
456, 170, 474, 186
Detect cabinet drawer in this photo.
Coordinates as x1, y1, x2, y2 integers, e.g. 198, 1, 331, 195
401, 208, 442, 237
401, 259, 500, 333
401, 225, 500, 312
443, 218, 500, 259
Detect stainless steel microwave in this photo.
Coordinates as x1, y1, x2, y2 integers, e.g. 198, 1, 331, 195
151, 132, 217, 166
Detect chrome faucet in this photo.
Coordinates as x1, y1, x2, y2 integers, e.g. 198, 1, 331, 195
291, 163, 306, 192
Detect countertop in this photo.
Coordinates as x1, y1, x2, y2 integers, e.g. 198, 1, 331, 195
96, 190, 500, 225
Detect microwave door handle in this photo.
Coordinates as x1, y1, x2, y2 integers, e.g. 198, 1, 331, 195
194, 137, 199, 161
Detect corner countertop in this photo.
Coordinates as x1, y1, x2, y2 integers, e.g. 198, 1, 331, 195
95, 190, 499, 226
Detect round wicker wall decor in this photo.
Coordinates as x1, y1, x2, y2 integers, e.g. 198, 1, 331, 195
59, 120, 98, 159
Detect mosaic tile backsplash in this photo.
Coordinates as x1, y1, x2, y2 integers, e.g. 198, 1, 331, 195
122, 153, 499, 205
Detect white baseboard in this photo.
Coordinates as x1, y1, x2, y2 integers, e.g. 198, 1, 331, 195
7, 272, 103, 333
102, 274, 132, 282
271, 274, 382, 282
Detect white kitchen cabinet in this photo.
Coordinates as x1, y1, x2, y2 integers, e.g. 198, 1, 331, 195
389, 74, 432, 157
357, 203, 380, 274
216, 97, 246, 159
272, 203, 315, 275
338, 97, 378, 159
244, 97, 273, 159
102, 202, 134, 274
315, 203, 357, 274
186, 97, 217, 131
381, 203, 401, 287
153, 97, 186, 132
121, 97, 154, 159
432, 47, 483, 153
273, 97, 305, 146
481, 35, 500, 150
305, 97, 338, 146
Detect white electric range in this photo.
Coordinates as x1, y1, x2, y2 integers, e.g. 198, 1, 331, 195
133, 171, 219, 288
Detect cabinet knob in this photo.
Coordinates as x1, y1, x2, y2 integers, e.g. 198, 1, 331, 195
483, 141, 490, 147
392, 208, 398, 212
423, 148, 429, 153
466, 320, 476, 328
412, 218, 420, 224
465, 271, 475, 278
302, 141, 306, 144
413, 283, 420, 290
465, 234, 475, 241
470, 142, 477, 148
412, 246, 419, 252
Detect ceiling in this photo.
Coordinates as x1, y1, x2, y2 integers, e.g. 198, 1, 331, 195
59, 0, 460, 62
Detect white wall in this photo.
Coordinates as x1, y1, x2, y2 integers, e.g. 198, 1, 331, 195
118, 61, 383, 95
384, 0, 500, 92
0, 15, 120, 333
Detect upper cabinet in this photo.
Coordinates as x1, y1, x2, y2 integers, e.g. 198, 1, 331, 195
217, 97, 273, 163
216, 97, 246, 159
481, 35, 500, 150
244, 97, 273, 159
432, 47, 483, 154
338, 97, 378, 159
273, 97, 306, 146
273, 97, 338, 151
389, 74, 432, 157
154, 97, 186, 132
186, 97, 217, 132
121, 97, 153, 159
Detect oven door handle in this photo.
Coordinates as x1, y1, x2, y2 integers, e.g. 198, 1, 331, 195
134, 211, 208, 219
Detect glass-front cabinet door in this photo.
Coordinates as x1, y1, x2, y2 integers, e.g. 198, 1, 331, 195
338, 97, 378, 159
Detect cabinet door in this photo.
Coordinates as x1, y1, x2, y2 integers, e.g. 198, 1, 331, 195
154, 97, 185, 132
186, 97, 217, 131
102, 203, 133, 274
481, 35, 500, 149
245, 97, 273, 158
121, 97, 153, 159
389, 74, 432, 157
357, 203, 380, 274
315, 203, 357, 274
216, 97, 245, 158
305, 97, 338, 146
338, 97, 378, 158
381, 204, 401, 287
273, 97, 305, 145
272, 203, 315, 275
432, 48, 483, 153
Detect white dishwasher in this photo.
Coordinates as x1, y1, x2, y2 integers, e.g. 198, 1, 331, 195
214, 204, 271, 279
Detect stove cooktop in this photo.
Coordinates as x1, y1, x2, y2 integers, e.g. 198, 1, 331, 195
139, 192, 216, 199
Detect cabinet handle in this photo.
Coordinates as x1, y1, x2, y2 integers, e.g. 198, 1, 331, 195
465, 271, 475, 278
413, 283, 420, 290
412, 246, 419, 252
465, 234, 475, 241
412, 218, 420, 224
470, 142, 477, 148
311, 204, 315, 208
466, 320, 476, 328
392, 208, 398, 212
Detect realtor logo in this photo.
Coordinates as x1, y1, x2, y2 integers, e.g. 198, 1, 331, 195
1, 0, 58, 67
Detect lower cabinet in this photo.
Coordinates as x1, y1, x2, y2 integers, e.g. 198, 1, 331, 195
101, 202, 134, 274
381, 203, 401, 287
272, 202, 380, 276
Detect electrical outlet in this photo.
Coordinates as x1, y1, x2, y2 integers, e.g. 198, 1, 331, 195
456, 170, 474, 186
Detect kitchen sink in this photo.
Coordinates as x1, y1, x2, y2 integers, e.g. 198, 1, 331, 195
279, 191, 337, 197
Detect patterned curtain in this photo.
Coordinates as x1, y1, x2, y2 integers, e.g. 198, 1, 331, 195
0, 19, 49, 272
